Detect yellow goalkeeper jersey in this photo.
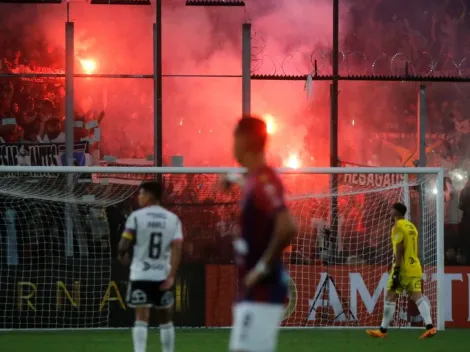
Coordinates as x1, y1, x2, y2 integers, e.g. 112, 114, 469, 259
391, 219, 422, 277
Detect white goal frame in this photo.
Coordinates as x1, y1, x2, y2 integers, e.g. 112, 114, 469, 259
0, 165, 445, 331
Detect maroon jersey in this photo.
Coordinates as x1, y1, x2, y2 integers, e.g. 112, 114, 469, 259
234, 166, 289, 304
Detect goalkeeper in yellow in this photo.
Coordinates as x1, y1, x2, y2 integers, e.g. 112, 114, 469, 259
366, 202, 437, 339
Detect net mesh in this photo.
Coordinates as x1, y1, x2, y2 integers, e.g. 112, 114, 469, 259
0, 169, 439, 329
0, 172, 137, 329
284, 175, 437, 328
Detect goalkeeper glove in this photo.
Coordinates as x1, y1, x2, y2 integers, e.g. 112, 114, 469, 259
391, 267, 401, 290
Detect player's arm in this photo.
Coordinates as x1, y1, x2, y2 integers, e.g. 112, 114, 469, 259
168, 217, 183, 279
161, 217, 183, 289
391, 228, 404, 290
393, 230, 405, 267
118, 212, 136, 265
259, 210, 297, 268
395, 241, 404, 267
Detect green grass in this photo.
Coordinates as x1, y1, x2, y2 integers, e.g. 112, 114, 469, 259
2, 329, 467, 352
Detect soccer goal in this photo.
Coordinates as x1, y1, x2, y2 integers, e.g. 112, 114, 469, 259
0, 166, 444, 331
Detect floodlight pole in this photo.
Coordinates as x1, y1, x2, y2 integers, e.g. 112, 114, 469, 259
65, 20, 75, 257
329, 0, 340, 260
242, 23, 251, 116
154, 0, 163, 169
417, 84, 427, 262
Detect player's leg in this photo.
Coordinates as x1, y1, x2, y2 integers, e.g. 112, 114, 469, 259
380, 290, 398, 331
409, 279, 436, 339
154, 288, 176, 352
133, 307, 151, 352
229, 302, 249, 352
366, 274, 399, 338
126, 281, 152, 352
229, 302, 284, 352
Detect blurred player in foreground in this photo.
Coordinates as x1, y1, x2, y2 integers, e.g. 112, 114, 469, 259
366, 202, 436, 339
118, 182, 183, 352
223, 116, 297, 352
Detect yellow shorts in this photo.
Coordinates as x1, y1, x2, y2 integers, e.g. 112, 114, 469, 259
386, 274, 422, 295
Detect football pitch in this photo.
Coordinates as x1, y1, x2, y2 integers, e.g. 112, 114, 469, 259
3, 329, 468, 352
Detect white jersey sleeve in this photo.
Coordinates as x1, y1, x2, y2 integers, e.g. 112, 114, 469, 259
127, 206, 183, 282
174, 217, 183, 242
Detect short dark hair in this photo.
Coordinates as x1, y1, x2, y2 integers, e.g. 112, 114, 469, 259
42, 99, 55, 110
234, 116, 267, 151
140, 181, 162, 201
392, 202, 407, 216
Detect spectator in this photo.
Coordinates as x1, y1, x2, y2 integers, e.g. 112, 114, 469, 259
54, 85, 65, 117
10, 102, 20, 120
0, 123, 23, 143
18, 97, 40, 142
41, 118, 65, 143
36, 99, 56, 142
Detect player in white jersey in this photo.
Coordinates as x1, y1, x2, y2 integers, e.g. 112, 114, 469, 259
118, 181, 183, 352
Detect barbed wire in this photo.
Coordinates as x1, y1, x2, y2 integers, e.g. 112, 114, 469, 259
251, 41, 470, 78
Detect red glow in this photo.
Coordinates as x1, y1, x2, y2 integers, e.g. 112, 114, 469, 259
284, 154, 301, 169
80, 58, 97, 74
0, 2, 376, 168
264, 114, 276, 135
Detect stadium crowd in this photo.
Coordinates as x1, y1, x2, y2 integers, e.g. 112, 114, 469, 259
0, 51, 102, 145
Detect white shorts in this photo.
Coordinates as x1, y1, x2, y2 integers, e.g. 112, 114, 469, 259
229, 302, 284, 352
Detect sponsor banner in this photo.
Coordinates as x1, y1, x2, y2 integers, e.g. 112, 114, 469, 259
205, 265, 470, 328
442, 266, 470, 328
0, 260, 205, 328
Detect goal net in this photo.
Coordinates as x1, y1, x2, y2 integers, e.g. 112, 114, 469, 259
0, 170, 138, 329
284, 172, 442, 329
0, 166, 444, 330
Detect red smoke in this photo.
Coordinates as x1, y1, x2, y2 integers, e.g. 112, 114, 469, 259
3, 0, 368, 167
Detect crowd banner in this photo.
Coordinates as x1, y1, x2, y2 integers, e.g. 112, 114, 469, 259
339, 162, 406, 188
11, 64, 64, 83
95, 158, 154, 185
0, 142, 90, 167
205, 265, 470, 328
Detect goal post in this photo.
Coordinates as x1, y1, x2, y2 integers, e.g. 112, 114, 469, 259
0, 166, 444, 331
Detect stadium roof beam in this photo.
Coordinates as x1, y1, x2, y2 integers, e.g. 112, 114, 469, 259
251, 74, 470, 83
0, 0, 62, 3
185, 0, 245, 6
90, 0, 150, 4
